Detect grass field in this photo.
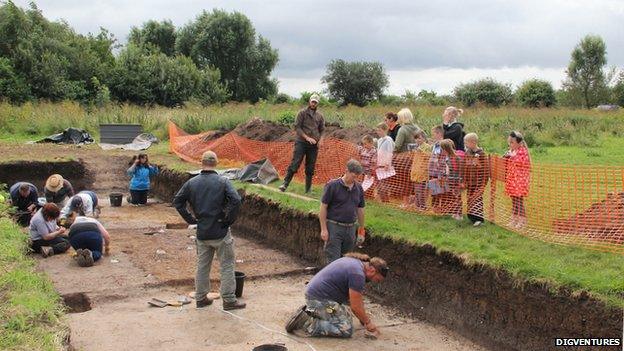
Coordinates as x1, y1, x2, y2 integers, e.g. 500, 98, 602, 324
2, 102, 624, 165
0, 192, 67, 350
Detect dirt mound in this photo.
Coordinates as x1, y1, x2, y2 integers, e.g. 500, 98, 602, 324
231, 118, 376, 144
553, 192, 624, 244
233, 117, 295, 142
324, 122, 377, 144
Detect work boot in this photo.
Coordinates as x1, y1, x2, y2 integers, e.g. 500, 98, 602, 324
41, 246, 54, 258
278, 184, 287, 192
305, 176, 313, 193
223, 300, 246, 311
196, 297, 213, 308
285, 305, 309, 333
77, 249, 94, 267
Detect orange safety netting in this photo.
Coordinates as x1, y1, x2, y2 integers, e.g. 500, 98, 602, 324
169, 121, 624, 254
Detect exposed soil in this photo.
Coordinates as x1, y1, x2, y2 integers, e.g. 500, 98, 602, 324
0, 160, 94, 194
4, 143, 621, 351
233, 193, 623, 351
553, 192, 624, 244
230, 117, 377, 144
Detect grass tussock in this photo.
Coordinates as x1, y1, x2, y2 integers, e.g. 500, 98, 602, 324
0, 191, 68, 351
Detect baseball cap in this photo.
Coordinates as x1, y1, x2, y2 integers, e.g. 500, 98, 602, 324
309, 93, 320, 103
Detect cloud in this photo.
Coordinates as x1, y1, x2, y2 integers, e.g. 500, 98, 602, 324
14, 0, 624, 94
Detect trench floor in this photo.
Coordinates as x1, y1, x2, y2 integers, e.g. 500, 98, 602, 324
35, 194, 487, 351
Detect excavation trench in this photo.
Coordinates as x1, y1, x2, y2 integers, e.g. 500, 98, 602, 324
151, 166, 623, 351
3, 160, 621, 351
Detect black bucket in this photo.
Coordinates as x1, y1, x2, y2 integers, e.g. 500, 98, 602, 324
235, 271, 246, 298
109, 193, 123, 207
252, 344, 287, 351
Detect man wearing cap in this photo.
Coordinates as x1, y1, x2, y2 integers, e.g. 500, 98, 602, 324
9, 182, 39, 226
45, 174, 75, 207
285, 252, 388, 338
319, 159, 366, 264
279, 93, 325, 193
173, 151, 246, 311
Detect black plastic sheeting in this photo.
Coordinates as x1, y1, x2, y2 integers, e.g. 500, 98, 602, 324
38, 128, 94, 144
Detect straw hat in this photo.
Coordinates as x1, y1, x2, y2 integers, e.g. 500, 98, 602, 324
45, 174, 64, 192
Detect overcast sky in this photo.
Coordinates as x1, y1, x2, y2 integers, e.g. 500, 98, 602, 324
14, 0, 624, 96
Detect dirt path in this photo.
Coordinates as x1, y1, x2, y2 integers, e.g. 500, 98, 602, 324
23, 148, 489, 351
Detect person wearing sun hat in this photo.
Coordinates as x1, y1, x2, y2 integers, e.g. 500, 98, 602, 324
44, 174, 75, 207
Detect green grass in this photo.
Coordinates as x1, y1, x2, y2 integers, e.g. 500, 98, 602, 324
0, 194, 67, 350
2, 102, 624, 165
236, 180, 624, 309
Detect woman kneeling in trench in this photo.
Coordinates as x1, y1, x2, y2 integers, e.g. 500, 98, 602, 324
66, 213, 111, 267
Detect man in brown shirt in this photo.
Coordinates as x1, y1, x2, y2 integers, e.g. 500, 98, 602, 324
280, 93, 325, 193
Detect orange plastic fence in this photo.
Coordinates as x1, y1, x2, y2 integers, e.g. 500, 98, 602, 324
169, 121, 624, 254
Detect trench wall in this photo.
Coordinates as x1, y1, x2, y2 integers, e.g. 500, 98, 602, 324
0, 161, 93, 194
152, 168, 623, 351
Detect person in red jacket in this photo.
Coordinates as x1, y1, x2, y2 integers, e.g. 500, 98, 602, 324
504, 131, 531, 229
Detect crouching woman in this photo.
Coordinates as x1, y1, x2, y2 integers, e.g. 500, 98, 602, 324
30, 203, 70, 257
285, 253, 388, 338
67, 214, 111, 267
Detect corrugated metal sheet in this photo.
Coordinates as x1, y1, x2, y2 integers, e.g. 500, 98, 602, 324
99, 124, 143, 144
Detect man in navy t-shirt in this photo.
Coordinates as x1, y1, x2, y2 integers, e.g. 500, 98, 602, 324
285, 253, 389, 338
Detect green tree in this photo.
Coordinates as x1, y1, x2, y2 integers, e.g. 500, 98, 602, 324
516, 79, 556, 107
322, 59, 389, 106
129, 20, 176, 56
562, 35, 609, 109
176, 10, 278, 102
611, 71, 624, 107
0, 57, 29, 102
454, 78, 513, 107
110, 44, 227, 107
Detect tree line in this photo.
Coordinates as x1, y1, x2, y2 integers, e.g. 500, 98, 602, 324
0, 2, 277, 107
0, 2, 622, 109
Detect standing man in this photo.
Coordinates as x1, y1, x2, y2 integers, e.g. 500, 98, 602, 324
279, 93, 325, 193
173, 151, 246, 310
319, 159, 366, 264
285, 252, 388, 338
9, 182, 39, 226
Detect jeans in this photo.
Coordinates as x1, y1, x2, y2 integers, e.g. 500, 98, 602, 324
31, 236, 70, 255
69, 231, 103, 261
129, 190, 149, 205
324, 221, 356, 265
283, 141, 318, 188
195, 231, 237, 303
303, 299, 353, 338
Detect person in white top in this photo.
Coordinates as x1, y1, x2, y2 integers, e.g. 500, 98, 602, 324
61, 191, 100, 219
375, 122, 395, 202
66, 215, 111, 267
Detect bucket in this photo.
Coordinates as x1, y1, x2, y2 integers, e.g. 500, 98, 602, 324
235, 271, 246, 298
109, 193, 123, 207
252, 344, 287, 351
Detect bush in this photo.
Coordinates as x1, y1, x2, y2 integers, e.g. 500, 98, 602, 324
277, 111, 296, 126
322, 59, 389, 106
613, 73, 624, 107
516, 79, 556, 107
273, 93, 293, 104
454, 78, 513, 107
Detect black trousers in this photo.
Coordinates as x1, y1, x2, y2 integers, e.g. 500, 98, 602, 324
283, 141, 318, 186
31, 237, 70, 255
130, 190, 149, 205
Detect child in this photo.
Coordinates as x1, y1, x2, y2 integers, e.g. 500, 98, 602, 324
127, 153, 159, 205
504, 131, 531, 229
410, 130, 432, 210
357, 135, 377, 176
428, 125, 445, 211
375, 122, 395, 202
439, 139, 464, 220
463, 133, 490, 226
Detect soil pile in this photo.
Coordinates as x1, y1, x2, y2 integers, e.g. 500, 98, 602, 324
231, 118, 376, 144
553, 192, 624, 244
232, 117, 295, 142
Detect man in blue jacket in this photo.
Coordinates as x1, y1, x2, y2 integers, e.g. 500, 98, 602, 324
173, 150, 245, 310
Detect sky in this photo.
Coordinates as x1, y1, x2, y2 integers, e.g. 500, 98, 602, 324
14, 0, 624, 96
